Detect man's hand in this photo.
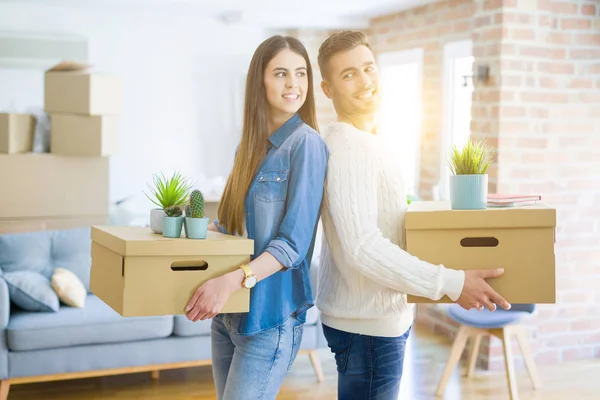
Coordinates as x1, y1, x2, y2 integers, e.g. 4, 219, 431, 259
185, 270, 243, 322
457, 269, 511, 312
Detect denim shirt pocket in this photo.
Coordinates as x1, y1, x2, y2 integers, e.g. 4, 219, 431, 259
255, 170, 289, 203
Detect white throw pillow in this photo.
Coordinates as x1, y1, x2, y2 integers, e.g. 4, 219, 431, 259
51, 267, 87, 308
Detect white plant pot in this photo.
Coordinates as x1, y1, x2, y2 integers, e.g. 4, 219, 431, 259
150, 208, 166, 234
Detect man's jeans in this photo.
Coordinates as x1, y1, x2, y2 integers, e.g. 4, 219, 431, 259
322, 324, 411, 400
211, 313, 304, 400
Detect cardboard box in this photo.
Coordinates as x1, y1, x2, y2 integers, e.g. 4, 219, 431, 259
0, 215, 108, 235
44, 61, 122, 115
0, 153, 108, 219
404, 201, 556, 304
90, 226, 254, 317
0, 113, 35, 154
204, 198, 220, 221
50, 113, 116, 156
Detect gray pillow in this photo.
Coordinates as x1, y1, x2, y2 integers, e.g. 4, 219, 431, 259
4, 270, 59, 312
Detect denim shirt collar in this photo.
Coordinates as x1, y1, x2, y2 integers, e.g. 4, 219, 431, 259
268, 113, 303, 149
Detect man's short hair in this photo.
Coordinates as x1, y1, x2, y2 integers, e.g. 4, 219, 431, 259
318, 30, 372, 80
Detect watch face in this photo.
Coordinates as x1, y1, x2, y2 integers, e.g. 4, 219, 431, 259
244, 275, 257, 288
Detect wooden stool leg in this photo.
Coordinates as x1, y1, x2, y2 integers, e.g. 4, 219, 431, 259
0, 379, 10, 400
515, 325, 542, 389
501, 327, 520, 400
151, 370, 160, 380
309, 350, 324, 383
466, 334, 483, 377
436, 325, 470, 396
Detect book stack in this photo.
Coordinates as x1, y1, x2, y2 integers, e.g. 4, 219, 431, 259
487, 194, 542, 207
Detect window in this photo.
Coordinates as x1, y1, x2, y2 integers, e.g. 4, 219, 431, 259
436, 40, 474, 201
377, 48, 424, 198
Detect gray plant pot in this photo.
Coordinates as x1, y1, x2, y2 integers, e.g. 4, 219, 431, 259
150, 208, 166, 234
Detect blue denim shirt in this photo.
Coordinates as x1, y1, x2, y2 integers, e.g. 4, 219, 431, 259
214, 113, 329, 336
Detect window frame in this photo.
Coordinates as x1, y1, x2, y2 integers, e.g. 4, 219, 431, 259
438, 39, 474, 201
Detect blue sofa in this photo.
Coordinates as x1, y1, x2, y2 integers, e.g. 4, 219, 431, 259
0, 227, 327, 399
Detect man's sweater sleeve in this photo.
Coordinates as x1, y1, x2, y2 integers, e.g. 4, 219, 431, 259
326, 143, 465, 301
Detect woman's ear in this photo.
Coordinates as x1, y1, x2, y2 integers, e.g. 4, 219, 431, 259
321, 80, 333, 99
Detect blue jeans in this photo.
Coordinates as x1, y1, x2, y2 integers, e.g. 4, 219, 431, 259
322, 324, 411, 400
211, 313, 305, 400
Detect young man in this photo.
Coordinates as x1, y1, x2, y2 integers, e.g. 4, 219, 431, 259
316, 30, 511, 400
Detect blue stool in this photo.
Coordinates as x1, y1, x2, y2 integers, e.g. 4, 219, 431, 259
435, 304, 542, 400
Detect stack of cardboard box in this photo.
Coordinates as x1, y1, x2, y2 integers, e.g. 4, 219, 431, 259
0, 113, 35, 155
46, 61, 121, 157
0, 62, 121, 234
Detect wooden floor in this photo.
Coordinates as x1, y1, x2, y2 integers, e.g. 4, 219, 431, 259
8, 326, 600, 399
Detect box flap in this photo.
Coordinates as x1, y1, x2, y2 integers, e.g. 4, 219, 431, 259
91, 225, 255, 256
46, 61, 91, 73
405, 201, 556, 230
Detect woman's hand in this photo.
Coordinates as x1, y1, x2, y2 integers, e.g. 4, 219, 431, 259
184, 252, 284, 322
185, 269, 244, 322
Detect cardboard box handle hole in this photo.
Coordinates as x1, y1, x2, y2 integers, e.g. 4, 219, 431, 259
460, 237, 499, 247
170, 261, 209, 271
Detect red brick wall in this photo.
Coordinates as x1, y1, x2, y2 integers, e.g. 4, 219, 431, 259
290, 0, 600, 371
471, 0, 600, 370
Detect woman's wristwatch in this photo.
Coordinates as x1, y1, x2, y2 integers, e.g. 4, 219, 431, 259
240, 264, 257, 289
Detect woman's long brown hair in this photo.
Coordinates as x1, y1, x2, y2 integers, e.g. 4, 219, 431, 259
218, 35, 318, 236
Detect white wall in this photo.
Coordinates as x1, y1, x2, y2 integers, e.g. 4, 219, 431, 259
0, 1, 271, 215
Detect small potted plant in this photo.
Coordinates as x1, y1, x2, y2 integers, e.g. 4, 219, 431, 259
163, 205, 185, 238
447, 139, 494, 210
144, 171, 192, 234
184, 189, 210, 239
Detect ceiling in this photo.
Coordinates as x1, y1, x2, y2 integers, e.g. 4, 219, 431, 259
204, 0, 437, 28
1, 0, 436, 29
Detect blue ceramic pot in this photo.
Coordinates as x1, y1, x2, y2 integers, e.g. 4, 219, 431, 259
162, 216, 184, 238
185, 217, 210, 239
449, 174, 488, 210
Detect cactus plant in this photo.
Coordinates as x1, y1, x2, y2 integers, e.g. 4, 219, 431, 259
164, 205, 182, 217
184, 189, 209, 239
189, 190, 205, 218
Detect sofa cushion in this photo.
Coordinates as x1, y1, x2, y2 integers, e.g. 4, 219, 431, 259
52, 267, 87, 308
172, 315, 212, 337
4, 270, 59, 312
0, 230, 54, 277
51, 228, 93, 292
305, 305, 319, 326
7, 295, 173, 351
0, 228, 92, 292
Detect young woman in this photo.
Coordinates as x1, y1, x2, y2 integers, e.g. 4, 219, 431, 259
184, 35, 329, 400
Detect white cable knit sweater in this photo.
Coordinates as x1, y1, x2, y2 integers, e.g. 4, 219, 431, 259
316, 122, 465, 337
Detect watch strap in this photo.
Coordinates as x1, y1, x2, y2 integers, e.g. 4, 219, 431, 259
240, 264, 253, 277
